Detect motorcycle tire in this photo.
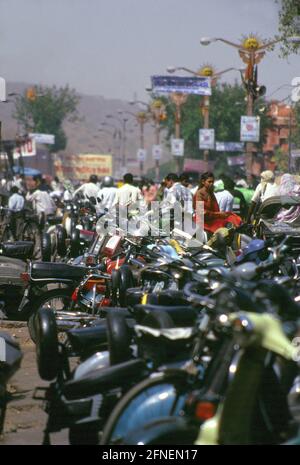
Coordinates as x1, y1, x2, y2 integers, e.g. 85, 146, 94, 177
28, 288, 74, 343
100, 370, 189, 445
106, 311, 132, 365
70, 228, 81, 258
56, 225, 67, 257
118, 265, 135, 307
41, 232, 52, 262
111, 269, 121, 306
35, 307, 60, 381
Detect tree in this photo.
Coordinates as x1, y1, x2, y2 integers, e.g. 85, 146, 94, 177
13, 85, 80, 152
159, 82, 273, 168
276, 0, 300, 56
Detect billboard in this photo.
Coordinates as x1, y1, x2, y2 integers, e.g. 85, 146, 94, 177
13, 138, 37, 159
53, 154, 112, 180
151, 75, 211, 96
171, 138, 184, 157
199, 129, 215, 150
216, 142, 245, 152
29, 133, 55, 145
240, 116, 260, 142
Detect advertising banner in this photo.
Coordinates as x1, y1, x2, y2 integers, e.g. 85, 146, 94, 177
227, 155, 246, 166
13, 139, 37, 158
199, 129, 215, 150
240, 116, 260, 142
171, 138, 184, 157
216, 141, 245, 152
152, 145, 162, 160
53, 154, 112, 180
29, 133, 55, 145
137, 149, 147, 161
151, 75, 211, 96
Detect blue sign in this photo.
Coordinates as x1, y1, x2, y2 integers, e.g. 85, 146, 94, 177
151, 75, 211, 96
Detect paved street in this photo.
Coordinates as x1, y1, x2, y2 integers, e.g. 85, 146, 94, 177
0, 322, 68, 445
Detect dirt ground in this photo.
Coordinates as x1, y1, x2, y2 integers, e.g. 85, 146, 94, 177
0, 321, 69, 445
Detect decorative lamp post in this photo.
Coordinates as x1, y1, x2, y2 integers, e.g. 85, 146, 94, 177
149, 99, 167, 181
200, 34, 300, 182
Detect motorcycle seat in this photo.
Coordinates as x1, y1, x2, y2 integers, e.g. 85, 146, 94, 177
1, 241, 34, 260
31, 262, 89, 280
62, 358, 147, 400
134, 304, 198, 326
67, 322, 108, 353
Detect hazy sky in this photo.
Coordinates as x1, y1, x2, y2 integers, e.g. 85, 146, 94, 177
0, 0, 299, 102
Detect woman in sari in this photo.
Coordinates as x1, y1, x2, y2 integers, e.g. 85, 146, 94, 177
194, 172, 242, 235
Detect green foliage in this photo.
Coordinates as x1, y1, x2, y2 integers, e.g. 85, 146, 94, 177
274, 146, 289, 171
13, 85, 80, 152
291, 101, 300, 147
276, 0, 300, 56
159, 82, 273, 170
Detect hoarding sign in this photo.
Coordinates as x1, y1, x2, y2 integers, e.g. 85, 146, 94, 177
227, 155, 246, 166
137, 149, 147, 161
29, 133, 55, 145
13, 139, 37, 158
53, 154, 112, 180
151, 75, 211, 96
171, 138, 184, 157
216, 141, 245, 152
240, 116, 260, 142
152, 145, 162, 160
199, 129, 215, 150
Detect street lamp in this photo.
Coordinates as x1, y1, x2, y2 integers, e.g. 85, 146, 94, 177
149, 100, 167, 181
106, 114, 129, 175
200, 34, 300, 182
120, 110, 150, 176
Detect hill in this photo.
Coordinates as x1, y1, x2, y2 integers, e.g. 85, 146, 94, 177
0, 82, 172, 178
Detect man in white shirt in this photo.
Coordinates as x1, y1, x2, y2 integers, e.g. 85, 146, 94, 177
97, 176, 117, 214
8, 186, 25, 239
113, 173, 143, 208
26, 176, 56, 225
214, 179, 234, 212
73, 174, 100, 200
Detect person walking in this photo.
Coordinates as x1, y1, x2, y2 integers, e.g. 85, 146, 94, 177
73, 174, 100, 200
113, 173, 143, 208
97, 176, 117, 213
26, 175, 56, 227
8, 186, 25, 240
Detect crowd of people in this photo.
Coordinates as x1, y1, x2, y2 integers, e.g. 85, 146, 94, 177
0, 169, 299, 240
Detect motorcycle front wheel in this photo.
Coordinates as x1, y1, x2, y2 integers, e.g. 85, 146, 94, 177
27, 287, 74, 343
